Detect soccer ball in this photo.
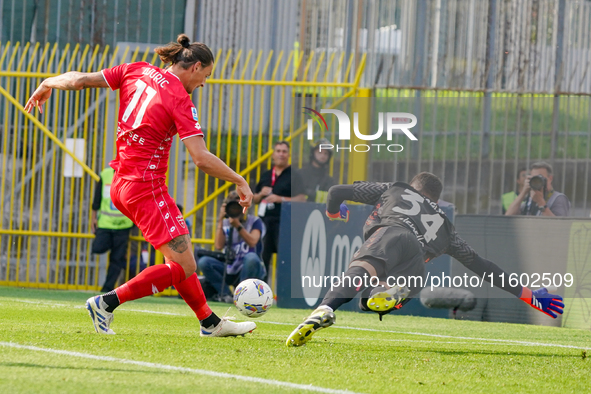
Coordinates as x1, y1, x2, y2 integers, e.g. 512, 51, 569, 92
233, 279, 273, 318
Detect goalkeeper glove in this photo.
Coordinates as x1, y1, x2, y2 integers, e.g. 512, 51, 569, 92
326, 203, 350, 223
519, 286, 564, 318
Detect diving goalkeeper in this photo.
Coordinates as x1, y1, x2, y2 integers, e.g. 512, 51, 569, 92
286, 172, 565, 346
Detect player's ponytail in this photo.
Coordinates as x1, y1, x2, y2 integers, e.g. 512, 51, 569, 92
155, 34, 214, 69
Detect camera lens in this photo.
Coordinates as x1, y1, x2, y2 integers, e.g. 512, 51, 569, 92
225, 200, 243, 218
530, 175, 545, 191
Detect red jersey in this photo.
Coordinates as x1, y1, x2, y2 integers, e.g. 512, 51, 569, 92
101, 62, 203, 182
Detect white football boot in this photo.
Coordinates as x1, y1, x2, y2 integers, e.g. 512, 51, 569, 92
85, 295, 116, 335
200, 316, 256, 337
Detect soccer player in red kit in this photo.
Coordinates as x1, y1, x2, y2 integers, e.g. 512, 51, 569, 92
24, 34, 256, 337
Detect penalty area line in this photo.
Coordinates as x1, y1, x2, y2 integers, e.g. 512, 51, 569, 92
0, 342, 363, 394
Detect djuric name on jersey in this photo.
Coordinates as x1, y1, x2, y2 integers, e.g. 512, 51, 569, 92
142, 67, 169, 89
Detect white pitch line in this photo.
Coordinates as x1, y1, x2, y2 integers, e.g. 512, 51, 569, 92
4, 299, 74, 307
264, 333, 530, 347
0, 342, 363, 394
117, 308, 184, 316
3, 298, 186, 315
258, 319, 589, 350
330, 325, 591, 350
4, 297, 589, 351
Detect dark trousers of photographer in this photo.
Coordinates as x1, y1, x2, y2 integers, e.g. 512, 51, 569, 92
261, 217, 280, 277
198, 252, 266, 296
92, 227, 132, 292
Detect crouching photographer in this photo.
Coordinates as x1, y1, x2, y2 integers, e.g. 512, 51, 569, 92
505, 161, 570, 217
197, 191, 267, 302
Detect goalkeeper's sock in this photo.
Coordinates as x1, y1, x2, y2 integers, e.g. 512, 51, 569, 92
107, 261, 186, 310
175, 273, 214, 320
320, 266, 370, 311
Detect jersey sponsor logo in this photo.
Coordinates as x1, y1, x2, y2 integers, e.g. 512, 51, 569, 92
401, 217, 425, 246
176, 215, 186, 228
125, 131, 146, 145
191, 107, 199, 121
195, 121, 202, 131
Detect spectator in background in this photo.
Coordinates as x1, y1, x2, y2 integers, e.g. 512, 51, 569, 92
253, 141, 306, 276
91, 167, 135, 292
198, 191, 266, 301
505, 161, 570, 217
298, 138, 336, 203
501, 167, 527, 214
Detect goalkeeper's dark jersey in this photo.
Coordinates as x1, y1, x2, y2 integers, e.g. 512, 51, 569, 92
352, 181, 453, 262
326, 181, 522, 296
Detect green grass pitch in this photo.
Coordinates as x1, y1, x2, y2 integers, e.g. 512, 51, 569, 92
1, 286, 589, 393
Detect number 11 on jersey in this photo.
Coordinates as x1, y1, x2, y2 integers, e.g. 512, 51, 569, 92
122, 79, 157, 128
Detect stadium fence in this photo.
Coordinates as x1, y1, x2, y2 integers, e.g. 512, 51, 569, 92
0, 42, 365, 291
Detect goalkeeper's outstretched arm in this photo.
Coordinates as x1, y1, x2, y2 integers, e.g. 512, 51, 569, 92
446, 231, 564, 318
326, 181, 393, 214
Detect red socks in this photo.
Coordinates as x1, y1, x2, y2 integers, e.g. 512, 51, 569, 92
113, 261, 212, 321
116, 261, 186, 304
175, 273, 212, 320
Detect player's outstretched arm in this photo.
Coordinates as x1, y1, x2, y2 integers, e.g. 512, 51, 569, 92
183, 136, 253, 211
24, 71, 108, 114
327, 181, 390, 212
446, 231, 564, 318
325, 181, 393, 222
326, 185, 354, 222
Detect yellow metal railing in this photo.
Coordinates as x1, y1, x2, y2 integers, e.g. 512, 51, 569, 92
0, 41, 366, 292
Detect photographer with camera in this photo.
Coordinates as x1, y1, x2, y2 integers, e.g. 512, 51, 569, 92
505, 162, 570, 217
198, 191, 266, 302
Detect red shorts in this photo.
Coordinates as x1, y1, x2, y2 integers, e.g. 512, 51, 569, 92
110, 175, 189, 249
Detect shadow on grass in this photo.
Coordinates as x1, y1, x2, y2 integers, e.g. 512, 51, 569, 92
0, 361, 167, 374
